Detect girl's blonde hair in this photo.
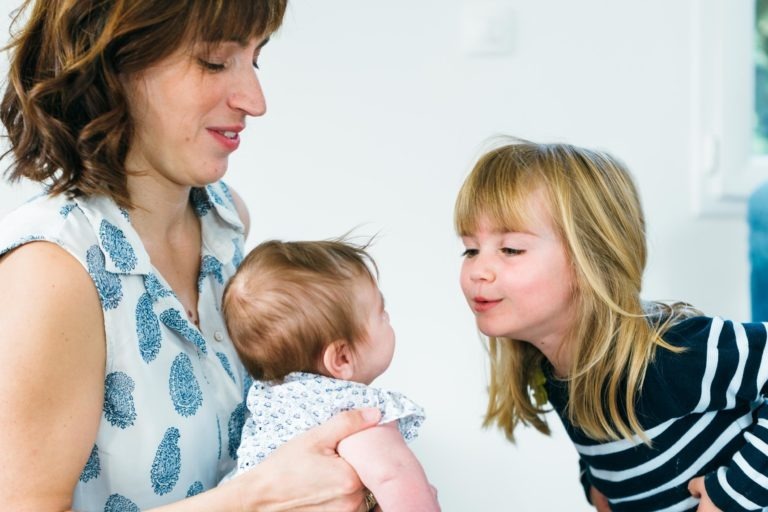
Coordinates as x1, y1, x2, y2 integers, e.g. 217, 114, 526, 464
455, 138, 695, 442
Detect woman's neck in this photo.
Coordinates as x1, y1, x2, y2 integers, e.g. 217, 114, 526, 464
125, 173, 195, 241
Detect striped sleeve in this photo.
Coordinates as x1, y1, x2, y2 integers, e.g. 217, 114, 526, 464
703, 320, 768, 511
579, 458, 593, 503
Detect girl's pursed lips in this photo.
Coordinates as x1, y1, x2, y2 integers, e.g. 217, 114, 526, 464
472, 296, 502, 312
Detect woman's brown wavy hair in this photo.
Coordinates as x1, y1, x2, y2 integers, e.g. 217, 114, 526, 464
0, 0, 287, 208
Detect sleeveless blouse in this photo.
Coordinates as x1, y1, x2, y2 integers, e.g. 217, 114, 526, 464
0, 183, 249, 511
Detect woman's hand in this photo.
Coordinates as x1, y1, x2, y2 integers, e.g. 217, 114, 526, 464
688, 476, 723, 512
234, 408, 381, 512
590, 486, 612, 512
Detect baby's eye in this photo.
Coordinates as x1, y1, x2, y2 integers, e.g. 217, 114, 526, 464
461, 248, 478, 258
501, 247, 524, 256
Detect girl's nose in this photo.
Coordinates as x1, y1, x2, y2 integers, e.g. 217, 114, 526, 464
469, 257, 495, 283
228, 67, 266, 117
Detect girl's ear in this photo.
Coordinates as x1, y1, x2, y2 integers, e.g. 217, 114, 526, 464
322, 340, 355, 381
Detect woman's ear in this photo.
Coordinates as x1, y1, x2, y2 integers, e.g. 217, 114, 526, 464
322, 340, 355, 380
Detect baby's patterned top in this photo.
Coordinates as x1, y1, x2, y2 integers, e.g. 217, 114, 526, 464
0, 184, 249, 511
233, 372, 425, 476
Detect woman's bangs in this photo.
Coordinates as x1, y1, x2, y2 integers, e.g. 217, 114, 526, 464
188, 0, 286, 44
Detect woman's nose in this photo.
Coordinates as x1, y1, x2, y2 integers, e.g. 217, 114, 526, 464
228, 67, 266, 117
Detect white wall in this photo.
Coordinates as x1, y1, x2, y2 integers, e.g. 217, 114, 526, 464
0, 1, 752, 510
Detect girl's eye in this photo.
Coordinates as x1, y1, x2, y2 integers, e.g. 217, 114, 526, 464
198, 59, 226, 72
461, 248, 478, 258
501, 247, 524, 256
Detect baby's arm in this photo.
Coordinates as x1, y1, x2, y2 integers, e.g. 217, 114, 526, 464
337, 421, 439, 511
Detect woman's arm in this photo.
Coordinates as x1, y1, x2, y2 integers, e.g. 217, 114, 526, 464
338, 422, 440, 512
0, 242, 106, 511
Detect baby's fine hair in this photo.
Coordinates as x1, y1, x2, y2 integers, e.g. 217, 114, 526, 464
455, 137, 695, 443
222, 239, 378, 381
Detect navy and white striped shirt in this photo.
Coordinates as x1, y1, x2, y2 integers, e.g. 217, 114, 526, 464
546, 316, 768, 512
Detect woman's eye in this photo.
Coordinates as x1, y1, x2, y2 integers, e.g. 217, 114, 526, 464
198, 59, 226, 72
501, 247, 524, 256
461, 248, 478, 258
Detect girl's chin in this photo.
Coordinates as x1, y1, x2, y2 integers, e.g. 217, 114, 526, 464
476, 326, 513, 339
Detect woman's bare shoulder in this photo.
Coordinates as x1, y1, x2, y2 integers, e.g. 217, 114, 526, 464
0, 241, 106, 509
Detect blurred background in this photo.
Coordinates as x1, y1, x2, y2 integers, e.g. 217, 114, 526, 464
0, 1, 757, 510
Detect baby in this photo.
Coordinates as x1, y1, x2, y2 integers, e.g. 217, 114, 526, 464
222, 239, 440, 511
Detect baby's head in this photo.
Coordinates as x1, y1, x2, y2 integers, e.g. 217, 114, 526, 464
222, 239, 395, 384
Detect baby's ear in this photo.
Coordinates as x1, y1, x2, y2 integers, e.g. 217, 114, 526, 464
322, 340, 355, 381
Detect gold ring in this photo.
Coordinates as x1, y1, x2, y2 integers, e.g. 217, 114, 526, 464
364, 490, 378, 511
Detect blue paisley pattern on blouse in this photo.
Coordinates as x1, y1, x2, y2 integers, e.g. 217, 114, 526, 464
216, 352, 237, 383
190, 187, 213, 217
198, 255, 224, 291
186, 481, 204, 497
144, 273, 174, 300
59, 203, 76, 218
160, 308, 208, 354
169, 353, 203, 417
79, 444, 100, 483
104, 494, 140, 512
0, 184, 246, 509
151, 427, 182, 495
103, 371, 137, 429
99, 220, 137, 272
228, 401, 247, 460
136, 293, 162, 363
87, 245, 123, 310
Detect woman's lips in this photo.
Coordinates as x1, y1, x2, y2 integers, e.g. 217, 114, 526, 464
208, 128, 241, 151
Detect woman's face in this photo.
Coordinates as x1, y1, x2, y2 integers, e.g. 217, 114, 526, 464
123, 36, 270, 190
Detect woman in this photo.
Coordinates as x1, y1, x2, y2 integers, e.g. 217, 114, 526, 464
0, 1, 380, 511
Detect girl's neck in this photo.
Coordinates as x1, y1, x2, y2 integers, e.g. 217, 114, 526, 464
529, 333, 570, 378
534, 344, 571, 378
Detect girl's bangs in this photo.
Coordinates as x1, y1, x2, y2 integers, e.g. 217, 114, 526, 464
455, 150, 540, 236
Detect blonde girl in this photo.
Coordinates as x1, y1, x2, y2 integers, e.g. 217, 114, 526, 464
455, 138, 768, 512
